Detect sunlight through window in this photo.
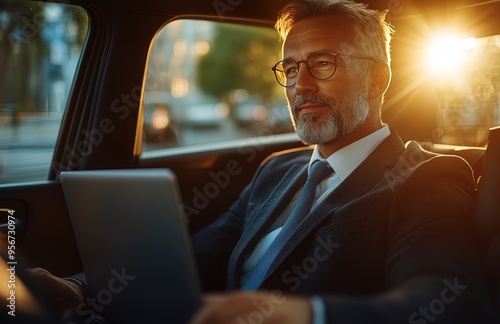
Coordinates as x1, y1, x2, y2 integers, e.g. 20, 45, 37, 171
427, 35, 476, 72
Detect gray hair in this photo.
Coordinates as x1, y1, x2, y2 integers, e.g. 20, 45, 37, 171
275, 0, 394, 65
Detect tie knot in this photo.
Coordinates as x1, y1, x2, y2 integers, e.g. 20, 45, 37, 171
307, 160, 332, 185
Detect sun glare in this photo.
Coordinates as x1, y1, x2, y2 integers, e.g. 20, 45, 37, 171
427, 35, 476, 72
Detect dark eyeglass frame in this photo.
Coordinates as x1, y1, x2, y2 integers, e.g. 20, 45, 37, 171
271, 51, 377, 88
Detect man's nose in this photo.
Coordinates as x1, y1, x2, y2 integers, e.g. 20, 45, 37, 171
294, 65, 317, 94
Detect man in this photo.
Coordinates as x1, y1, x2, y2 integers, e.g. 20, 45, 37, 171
29, 0, 497, 323
188, 0, 497, 323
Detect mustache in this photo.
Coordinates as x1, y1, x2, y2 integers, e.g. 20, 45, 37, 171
291, 95, 336, 112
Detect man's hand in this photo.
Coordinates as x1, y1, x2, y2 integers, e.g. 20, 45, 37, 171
24, 267, 85, 320
189, 291, 312, 324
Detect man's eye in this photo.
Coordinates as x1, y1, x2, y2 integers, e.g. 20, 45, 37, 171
285, 67, 298, 76
314, 61, 334, 69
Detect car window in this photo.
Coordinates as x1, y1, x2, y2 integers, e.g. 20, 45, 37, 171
142, 19, 294, 152
428, 34, 500, 146
0, 1, 88, 184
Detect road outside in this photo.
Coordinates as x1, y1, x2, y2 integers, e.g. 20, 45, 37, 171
0, 114, 273, 184
0, 116, 60, 184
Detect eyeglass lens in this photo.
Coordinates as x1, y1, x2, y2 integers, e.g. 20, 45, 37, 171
274, 52, 338, 87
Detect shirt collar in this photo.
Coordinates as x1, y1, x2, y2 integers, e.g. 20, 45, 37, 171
310, 124, 391, 181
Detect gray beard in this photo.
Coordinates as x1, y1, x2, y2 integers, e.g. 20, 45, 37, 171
289, 89, 370, 145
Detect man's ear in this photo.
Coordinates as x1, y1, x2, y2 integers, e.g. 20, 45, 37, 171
368, 61, 391, 100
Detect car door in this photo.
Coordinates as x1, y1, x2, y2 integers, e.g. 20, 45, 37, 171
0, 0, 90, 276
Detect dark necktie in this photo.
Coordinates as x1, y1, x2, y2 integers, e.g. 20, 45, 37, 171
241, 160, 332, 290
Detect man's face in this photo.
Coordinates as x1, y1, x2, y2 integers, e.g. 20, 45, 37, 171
283, 15, 371, 145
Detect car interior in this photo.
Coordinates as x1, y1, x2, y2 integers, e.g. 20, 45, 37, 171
0, 0, 499, 321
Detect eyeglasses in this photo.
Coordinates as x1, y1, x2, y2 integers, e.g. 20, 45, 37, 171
271, 51, 377, 88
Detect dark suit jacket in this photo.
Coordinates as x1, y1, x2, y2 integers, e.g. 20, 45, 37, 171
192, 131, 498, 323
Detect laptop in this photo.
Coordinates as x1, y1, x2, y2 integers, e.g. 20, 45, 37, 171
60, 168, 202, 323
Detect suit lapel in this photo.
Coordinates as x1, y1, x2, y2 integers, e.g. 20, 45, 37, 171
264, 132, 405, 281
226, 163, 308, 288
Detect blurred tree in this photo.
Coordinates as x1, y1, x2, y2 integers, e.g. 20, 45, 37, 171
197, 23, 283, 104
0, 0, 45, 116
0, 1, 87, 118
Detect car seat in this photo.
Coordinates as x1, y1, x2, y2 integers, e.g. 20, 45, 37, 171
473, 126, 500, 315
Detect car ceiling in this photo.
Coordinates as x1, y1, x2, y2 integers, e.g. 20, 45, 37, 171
59, 0, 496, 30
64, 0, 500, 70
